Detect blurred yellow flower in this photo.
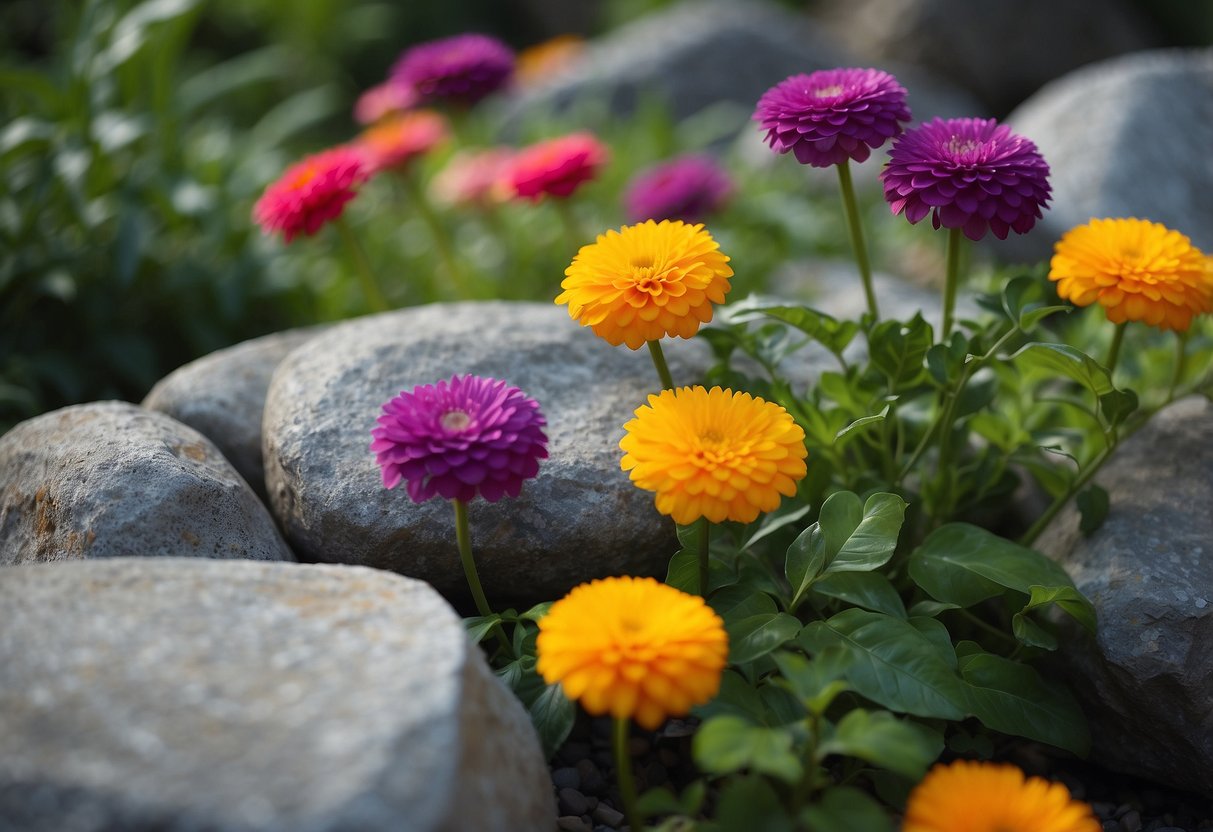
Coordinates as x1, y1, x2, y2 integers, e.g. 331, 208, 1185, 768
1049, 217, 1212, 331
536, 576, 728, 730
620, 385, 807, 525
903, 760, 1100, 832
556, 220, 732, 350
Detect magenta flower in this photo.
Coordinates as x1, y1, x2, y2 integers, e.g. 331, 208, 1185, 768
753, 68, 911, 168
391, 34, 515, 106
370, 375, 548, 504
880, 117, 1052, 241
253, 146, 368, 243
623, 155, 733, 223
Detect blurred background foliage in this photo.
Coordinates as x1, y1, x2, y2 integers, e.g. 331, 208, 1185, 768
2, 0, 1210, 433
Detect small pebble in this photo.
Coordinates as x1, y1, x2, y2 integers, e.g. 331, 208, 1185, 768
593, 803, 626, 827
1121, 810, 1143, 832
557, 816, 591, 832
1104, 822, 1121, 832
577, 761, 608, 796
558, 787, 590, 817
552, 767, 580, 791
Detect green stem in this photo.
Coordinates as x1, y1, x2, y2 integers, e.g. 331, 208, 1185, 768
401, 172, 473, 299
613, 717, 642, 832
1019, 442, 1115, 547
453, 499, 513, 657
556, 200, 588, 255
957, 607, 1018, 649
1167, 329, 1190, 403
697, 517, 710, 598
334, 216, 389, 312
835, 159, 878, 322
942, 227, 963, 339
646, 339, 676, 390
1105, 323, 1126, 379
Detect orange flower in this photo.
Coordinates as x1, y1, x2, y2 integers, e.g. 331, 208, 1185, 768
536, 576, 728, 729
1049, 218, 1212, 331
903, 760, 1100, 832
515, 35, 585, 87
620, 386, 807, 525
556, 220, 732, 350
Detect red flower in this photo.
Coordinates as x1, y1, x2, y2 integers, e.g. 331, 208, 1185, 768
253, 147, 368, 243
505, 132, 609, 202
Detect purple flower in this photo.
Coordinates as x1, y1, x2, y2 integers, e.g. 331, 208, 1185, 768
370, 375, 548, 504
753, 68, 911, 168
880, 117, 1052, 241
391, 34, 515, 106
623, 155, 733, 223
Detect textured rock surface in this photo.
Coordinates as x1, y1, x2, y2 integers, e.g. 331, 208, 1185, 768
1037, 397, 1213, 798
0, 558, 554, 831
817, 0, 1156, 112
0, 402, 293, 564
502, 0, 981, 131
143, 327, 323, 498
263, 302, 710, 603
1004, 48, 1213, 263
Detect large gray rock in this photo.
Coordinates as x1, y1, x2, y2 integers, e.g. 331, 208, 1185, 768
0, 558, 554, 831
263, 301, 710, 603
502, 0, 981, 132
1004, 48, 1213, 263
143, 328, 323, 499
1036, 396, 1213, 797
0, 402, 293, 564
817, 0, 1157, 112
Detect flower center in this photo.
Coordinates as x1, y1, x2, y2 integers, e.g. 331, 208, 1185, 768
811, 84, 844, 98
946, 137, 982, 156
288, 165, 320, 190
440, 410, 471, 431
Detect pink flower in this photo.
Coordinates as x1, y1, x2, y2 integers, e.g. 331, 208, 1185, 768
504, 132, 609, 202
357, 110, 449, 174
432, 147, 516, 207
253, 147, 368, 243
353, 81, 418, 125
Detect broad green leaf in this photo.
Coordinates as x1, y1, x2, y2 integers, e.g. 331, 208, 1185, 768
1013, 342, 1114, 396
908, 600, 960, 618
1076, 484, 1110, 536
907, 616, 957, 669
835, 406, 889, 447
739, 502, 813, 550
799, 609, 967, 719
825, 493, 907, 574
715, 776, 795, 832
802, 786, 893, 832
693, 716, 803, 783
785, 525, 828, 609
1022, 585, 1097, 634
959, 651, 1090, 756
728, 613, 802, 665
693, 669, 766, 723
818, 709, 944, 779
772, 649, 852, 715
708, 584, 778, 626
637, 781, 706, 817
463, 614, 501, 645
1011, 612, 1058, 649
750, 304, 860, 356
908, 523, 1076, 608
813, 571, 907, 618
926, 332, 968, 386
759, 683, 806, 726
1098, 389, 1138, 428
1020, 304, 1072, 331
528, 683, 576, 759
868, 314, 933, 388
666, 547, 734, 596
519, 602, 552, 622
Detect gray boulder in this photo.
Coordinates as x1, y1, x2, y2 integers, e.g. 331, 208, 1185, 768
0, 402, 292, 564
262, 301, 710, 603
817, 0, 1157, 113
0, 558, 554, 831
1004, 48, 1213, 263
1036, 396, 1213, 797
143, 327, 323, 499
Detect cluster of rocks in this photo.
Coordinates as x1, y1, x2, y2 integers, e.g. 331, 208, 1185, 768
4, 1, 1213, 828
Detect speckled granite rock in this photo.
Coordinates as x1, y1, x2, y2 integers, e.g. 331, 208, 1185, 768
0, 558, 554, 831
0, 402, 292, 564
1036, 397, 1213, 798
143, 327, 324, 498
262, 301, 710, 604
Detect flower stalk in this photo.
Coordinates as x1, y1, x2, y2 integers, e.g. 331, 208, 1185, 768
836, 159, 879, 321
646, 339, 676, 390
334, 216, 390, 312
613, 717, 643, 832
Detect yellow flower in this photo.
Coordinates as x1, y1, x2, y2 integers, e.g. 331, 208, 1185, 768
556, 219, 733, 350
1049, 217, 1212, 332
536, 576, 728, 729
903, 760, 1100, 832
620, 386, 807, 525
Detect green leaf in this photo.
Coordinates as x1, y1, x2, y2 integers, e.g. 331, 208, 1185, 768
772, 648, 851, 715
463, 614, 501, 645
728, 613, 802, 665
1011, 612, 1058, 649
908, 600, 960, 618
868, 314, 933, 388
799, 609, 967, 719
1098, 389, 1138, 428
959, 651, 1090, 756
1076, 484, 1110, 536
666, 547, 733, 596
834, 405, 890, 447
739, 502, 813, 550
715, 776, 795, 832
749, 304, 859, 356
528, 683, 576, 759
694, 669, 767, 723
709, 585, 779, 626
637, 781, 706, 818
519, 602, 552, 623
926, 332, 969, 386
1013, 342, 1114, 397
818, 709, 944, 780
1020, 304, 1072, 331
908, 523, 1077, 608
825, 493, 907, 574
693, 716, 803, 783
1022, 585, 1097, 634
813, 572, 907, 618
907, 616, 957, 669
802, 786, 893, 832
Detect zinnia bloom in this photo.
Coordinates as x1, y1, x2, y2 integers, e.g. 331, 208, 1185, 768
880, 117, 1051, 241
536, 576, 728, 729
620, 386, 808, 525
353, 81, 417, 125
1049, 218, 1213, 332
370, 375, 548, 504
623, 155, 733, 224
432, 147, 515, 207
391, 33, 514, 106
504, 132, 609, 202
357, 110, 449, 174
556, 220, 732, 350
753, 67, 911, 168
903, 760, 1100, 832
253, 146, 368, 243
515, 35, 585, 87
